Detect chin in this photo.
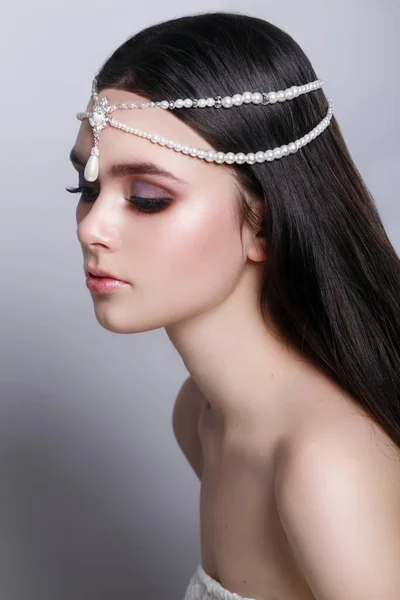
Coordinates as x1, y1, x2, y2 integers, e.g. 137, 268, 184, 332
91, 303, 167, 334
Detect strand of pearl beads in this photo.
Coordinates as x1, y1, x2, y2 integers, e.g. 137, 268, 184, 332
107, 78, 323, 111
107, 96, 334, 165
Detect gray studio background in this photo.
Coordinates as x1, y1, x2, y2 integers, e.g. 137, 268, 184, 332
0, 1, 398, 599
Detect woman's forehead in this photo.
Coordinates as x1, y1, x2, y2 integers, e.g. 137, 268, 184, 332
73, 87, 235, 187
83, 87, 218, 153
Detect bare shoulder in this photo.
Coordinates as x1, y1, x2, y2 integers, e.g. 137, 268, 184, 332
275, 396, 400, 501
273, 405, 400, 597
172, 376, 205, 480
295, 391, 397, 464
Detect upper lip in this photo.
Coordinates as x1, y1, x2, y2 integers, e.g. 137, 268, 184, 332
86, 265, 127, 281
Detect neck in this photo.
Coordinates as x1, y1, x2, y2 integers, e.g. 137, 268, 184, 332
165, 264, 307, 427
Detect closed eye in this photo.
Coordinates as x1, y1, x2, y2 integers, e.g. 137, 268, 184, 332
65, 186, 171, 214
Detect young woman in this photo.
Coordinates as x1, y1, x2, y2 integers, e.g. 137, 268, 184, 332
67, 11, 400, 600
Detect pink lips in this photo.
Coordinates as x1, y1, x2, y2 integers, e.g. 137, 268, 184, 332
85, 275, 129, 294
85, 266, 129, 294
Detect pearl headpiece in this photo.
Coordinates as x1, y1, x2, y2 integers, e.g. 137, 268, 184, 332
76, 75, 334, 182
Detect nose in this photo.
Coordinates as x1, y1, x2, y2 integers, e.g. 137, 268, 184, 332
76, 196, 122, 252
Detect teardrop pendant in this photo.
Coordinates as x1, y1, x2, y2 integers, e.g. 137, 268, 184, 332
84, 154, 99, 182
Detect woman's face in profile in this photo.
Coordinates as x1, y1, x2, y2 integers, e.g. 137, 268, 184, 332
71, 88, 261, 334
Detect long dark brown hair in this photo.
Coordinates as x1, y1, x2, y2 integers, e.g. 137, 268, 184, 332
94, 11, 400, 448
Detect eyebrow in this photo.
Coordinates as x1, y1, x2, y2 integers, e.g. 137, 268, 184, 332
69, 147, 188, 186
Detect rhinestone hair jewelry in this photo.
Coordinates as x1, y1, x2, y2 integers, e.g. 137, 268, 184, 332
76, 75, 334, 182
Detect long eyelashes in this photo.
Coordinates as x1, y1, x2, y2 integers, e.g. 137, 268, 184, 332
65, 186, 170, 214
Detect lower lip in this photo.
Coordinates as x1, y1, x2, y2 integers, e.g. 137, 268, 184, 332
86, 275, 129, 294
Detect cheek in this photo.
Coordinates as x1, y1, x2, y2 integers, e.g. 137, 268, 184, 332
134, 201, 245, 310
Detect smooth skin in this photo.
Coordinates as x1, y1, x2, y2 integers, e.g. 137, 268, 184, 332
72, 87, 400, 600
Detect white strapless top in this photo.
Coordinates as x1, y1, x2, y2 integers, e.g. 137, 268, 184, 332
183, 564, 257, 600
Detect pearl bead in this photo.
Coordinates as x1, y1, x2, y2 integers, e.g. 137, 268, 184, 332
91, 112, 102, 126
225, 152, 236, 164
174, 143, 182, 151
273, 147, 282, 159
292, 86, 300, 97
265, 150, 274, 161
205, 150, 216, 161
183, 99, 193, 108
175, 99, 184, 108
159, 137, 167, 145
252, 92, 263, 104
84, 154, 99, 182
242, 92, 253, 104
222, 96, 233, 108
255, 151, 266, 163
190, 148, 198, 157
182, 146, 190, 154
284, 88, 294, 100
281, 145, 290, 156
167, 140, 175, 148
295, 140, 302, 149
268, 91, 278, 104
160, 101, 170, 110
232, 94, 243, 106
235, 153, 246, 164
206, 98, 215, 107
246, 153, 256, 164
198, 99, 207, 108
215, 152, 226, 163
198, 150, 207, 159
288, 142, 297, 153
277, 90, 286, 102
